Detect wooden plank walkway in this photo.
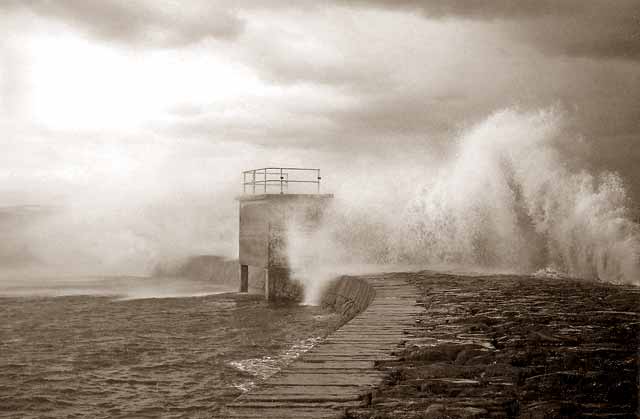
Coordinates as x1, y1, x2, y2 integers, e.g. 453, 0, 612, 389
218, 275, 421, 418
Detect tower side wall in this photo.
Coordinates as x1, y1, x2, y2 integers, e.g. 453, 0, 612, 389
237, 194, 333, 300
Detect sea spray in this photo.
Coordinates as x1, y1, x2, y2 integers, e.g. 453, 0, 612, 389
398, 108, 640, 284
229, 336, 323, 390
287, 108, 640, 303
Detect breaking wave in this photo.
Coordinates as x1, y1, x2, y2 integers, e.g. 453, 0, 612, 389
396, 108, 639, 284
288, 108, 640, 299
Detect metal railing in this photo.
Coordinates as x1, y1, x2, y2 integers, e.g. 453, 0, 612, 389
242, 167, 322, 194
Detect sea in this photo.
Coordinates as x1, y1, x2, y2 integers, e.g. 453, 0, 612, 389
0, 276, 340, 418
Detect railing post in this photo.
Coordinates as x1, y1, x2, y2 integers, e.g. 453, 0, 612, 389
317, 169, 321, 193
280, 168, 284, 194
252, 170, 256, 194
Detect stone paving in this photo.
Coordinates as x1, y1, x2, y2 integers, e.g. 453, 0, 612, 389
218, 275, 422, 418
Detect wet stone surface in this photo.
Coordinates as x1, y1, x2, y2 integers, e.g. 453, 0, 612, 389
347, 272, 640, 419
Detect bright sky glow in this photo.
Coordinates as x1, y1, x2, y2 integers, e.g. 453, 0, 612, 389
26, 28, 269, 131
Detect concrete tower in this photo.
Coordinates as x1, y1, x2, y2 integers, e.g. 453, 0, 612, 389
237, 168, 333, 301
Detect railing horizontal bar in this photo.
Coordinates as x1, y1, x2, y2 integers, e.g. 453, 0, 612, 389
258, 167, 318, 171
244, 180, 319, 185
276, 180, 318, 183
243, 167, 319, 174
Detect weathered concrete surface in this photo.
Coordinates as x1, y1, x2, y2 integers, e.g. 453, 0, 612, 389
237, 194, 333, 269
217, 275, 422, 418
237, 194, 333, 300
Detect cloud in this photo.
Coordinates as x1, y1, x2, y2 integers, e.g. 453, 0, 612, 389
149, 5, 640, 169
0, 42, 27, 118
337, 0, 640, 60
3, 0, 245, 46
337, 0, 584, 20
0, 16, 32, 119
2, 1, 639, 205
230, 7, 396, 91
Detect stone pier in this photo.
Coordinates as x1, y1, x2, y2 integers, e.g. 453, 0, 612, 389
218, 274, 422, 418
217, 271, 640, 417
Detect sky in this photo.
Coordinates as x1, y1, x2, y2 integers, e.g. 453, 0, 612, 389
1, 1, 639, 274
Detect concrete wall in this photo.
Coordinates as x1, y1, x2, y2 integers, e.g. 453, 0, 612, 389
320, 276, 376, 323
152, 255, 265, 292
238, 199, 270, 268
265, 267, 304, 302
238, 194, 333, 269
237, 193, 333, 301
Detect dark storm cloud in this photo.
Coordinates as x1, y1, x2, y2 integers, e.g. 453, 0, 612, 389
250, 53, 386, 90
158, 90, 486, 152
339, 0, 582, 19
156, 107, 338, 149
245, 46, 395, 92
338, 0, 640, 60
322, 92, 477, 141
2, 0, 244, 46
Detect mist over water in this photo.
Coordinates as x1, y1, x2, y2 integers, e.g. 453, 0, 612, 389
2, 107, 638, 300
288, 108, 640, 303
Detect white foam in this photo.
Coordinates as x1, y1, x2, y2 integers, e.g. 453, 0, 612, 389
286, 108, 640, 302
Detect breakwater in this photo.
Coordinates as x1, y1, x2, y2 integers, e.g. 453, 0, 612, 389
220, 271, 640, 418
220, 274, 421, 418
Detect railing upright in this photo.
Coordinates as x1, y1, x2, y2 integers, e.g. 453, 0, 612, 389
252, 170, 256, 194
280, 168, 284, 194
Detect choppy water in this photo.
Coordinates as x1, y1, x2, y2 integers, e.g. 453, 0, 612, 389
0, 287, 339, 418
